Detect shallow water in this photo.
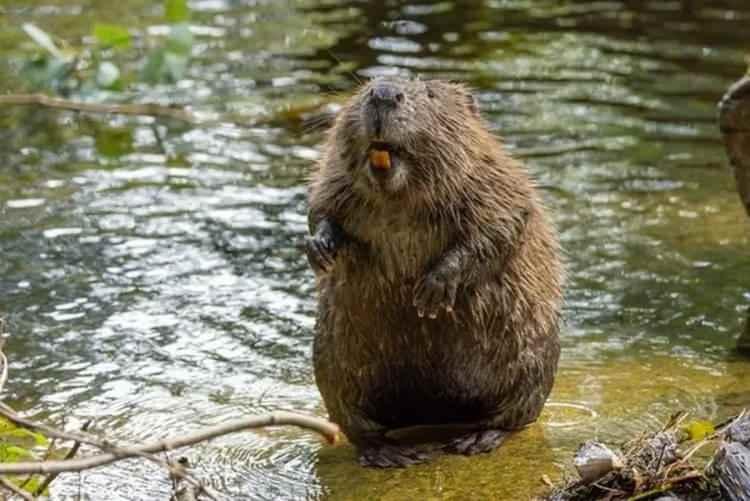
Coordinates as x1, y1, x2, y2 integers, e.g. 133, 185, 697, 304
1, 0, 750, 499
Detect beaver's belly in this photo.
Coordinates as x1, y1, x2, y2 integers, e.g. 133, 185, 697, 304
323, 281, 514, 429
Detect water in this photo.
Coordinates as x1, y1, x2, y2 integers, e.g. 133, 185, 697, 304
1, 0, 750, 499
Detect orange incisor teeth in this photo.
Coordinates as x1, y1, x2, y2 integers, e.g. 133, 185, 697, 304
369, 149, 391, 170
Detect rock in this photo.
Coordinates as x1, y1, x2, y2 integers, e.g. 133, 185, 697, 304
712, 442, 750, 501
573, 441, 624, 484
726, 414, 750, 447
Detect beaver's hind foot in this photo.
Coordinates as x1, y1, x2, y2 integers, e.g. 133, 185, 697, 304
445, 429, 509, 456
358, 444, 431, 468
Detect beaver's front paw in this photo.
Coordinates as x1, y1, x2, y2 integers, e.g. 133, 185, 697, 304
305, 219, 345, 274
413, 268, 459, 319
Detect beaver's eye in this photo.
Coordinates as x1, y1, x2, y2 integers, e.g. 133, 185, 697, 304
427, 87, 436, 99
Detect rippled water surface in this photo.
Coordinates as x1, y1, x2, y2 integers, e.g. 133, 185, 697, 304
1, 0, 750, 499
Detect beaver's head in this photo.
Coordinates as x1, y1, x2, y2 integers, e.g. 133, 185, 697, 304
334, 77, 484, 196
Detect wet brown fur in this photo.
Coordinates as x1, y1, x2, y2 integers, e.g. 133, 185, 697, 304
307, 78, 564, 462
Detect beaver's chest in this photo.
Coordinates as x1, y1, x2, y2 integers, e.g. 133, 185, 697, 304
337, 208, 452, 286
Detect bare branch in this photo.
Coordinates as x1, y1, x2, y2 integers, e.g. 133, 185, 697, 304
0, 405, 222, 500
0, 94, 196, 123
0, 476, 33, 501
0, 409, 339, 474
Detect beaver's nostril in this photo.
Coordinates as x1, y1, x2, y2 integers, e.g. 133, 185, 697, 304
369, 82, 403, 109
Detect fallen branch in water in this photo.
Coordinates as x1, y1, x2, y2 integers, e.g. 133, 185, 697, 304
0, 93, 197, 123
0, 408, 339, 476
0, 317, 340, 500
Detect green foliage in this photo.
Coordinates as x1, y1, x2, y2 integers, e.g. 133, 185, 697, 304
682, 419, 715, 441
93, 24, 132, 49
12, 475, 49, 497
0, 417, 49, 447
165, 0, 190, 23
20, 0, 193, 93
0, 417, 52, 495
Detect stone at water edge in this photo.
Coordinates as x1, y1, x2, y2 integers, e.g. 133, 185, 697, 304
573, 441, 624, 484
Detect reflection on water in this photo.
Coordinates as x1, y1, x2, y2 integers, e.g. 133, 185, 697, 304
1, 0, 750, 499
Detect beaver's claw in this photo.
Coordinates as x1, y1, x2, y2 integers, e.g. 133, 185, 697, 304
445, 429, 508, 456
306, 234, 336, 273
359, 444, 431, 468
305, 219, 345, 274
413, 268, 458, 319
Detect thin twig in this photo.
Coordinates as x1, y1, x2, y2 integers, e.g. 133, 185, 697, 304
0, 94, 197, 123
0, 475, 34, 501
627, 471, 703, 501
33, 420, 91, 497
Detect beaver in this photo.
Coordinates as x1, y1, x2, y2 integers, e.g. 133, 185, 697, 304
305, 77, 564, 467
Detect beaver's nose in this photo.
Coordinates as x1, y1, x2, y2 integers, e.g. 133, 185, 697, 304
368, 82, 405, 110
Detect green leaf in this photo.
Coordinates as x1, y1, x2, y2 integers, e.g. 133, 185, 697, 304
11, 476, 47, 496
0, 429, 49, 447
166, 23, 193, 54
682, 419, 715, 441
93, 23, 131, 49
165, 0, 190, 23
0, 444, 33, 462
0, 417, 48, 446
